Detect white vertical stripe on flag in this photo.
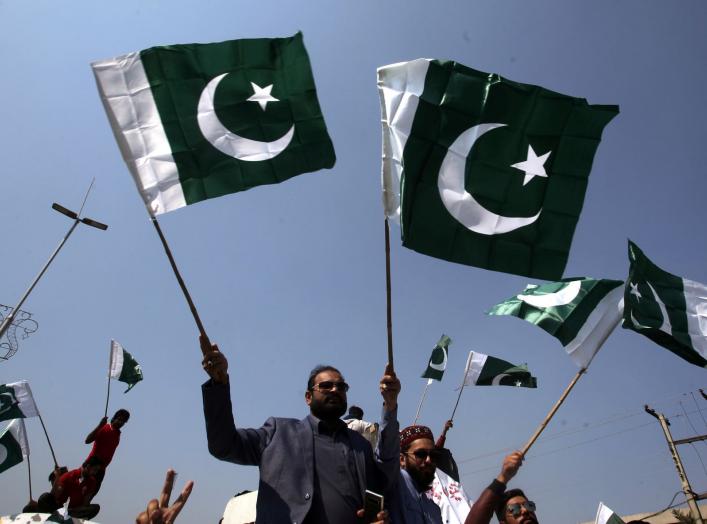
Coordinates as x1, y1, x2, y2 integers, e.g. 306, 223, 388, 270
109, 339, 125, 379
683, 277, 707, 360
464, 353, 488, 386
7, 419, 29, 458
7, 381, 38, 418
92, 52, 185, 216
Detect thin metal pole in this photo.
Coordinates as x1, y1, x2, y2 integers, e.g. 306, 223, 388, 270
0, 220, 80, 341
521, 368, 585, 456
150, 217, 209, 348
413, 380, 431, 425
646, 406, 705, 524
37, 413, 58, 468
450, 352, 473, 421
104, 373, 112, 419
27, 453, 33, 501
384, 219, 394, 368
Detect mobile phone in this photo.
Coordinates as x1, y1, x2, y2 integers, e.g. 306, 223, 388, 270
363, 490, 384, 523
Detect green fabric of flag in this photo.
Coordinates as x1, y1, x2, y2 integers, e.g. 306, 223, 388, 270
622, 240, 707, 368
463, 352, 537, 388
92, 32, 335, 216
595, 502, 626, 524
0, 381, 38, 422
377, 59, 618, 279
488, 278, 623, 368
421, 335, 451, 381
0, 419, 28, 474
110, 340, 143, 393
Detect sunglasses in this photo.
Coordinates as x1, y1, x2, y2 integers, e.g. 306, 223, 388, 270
405, 449, 443, 462
311, 380, 350, 393
506, 501, 536, 517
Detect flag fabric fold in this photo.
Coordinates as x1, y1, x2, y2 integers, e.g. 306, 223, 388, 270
110, 340, 143, 393
92, 32, 335, 216
0, 419, 28, 474
622, 240, 707, 368
421, 335, 452, 382
377, 58, 618, 279
0, 381, 39, 422
464, 352, 537, 388
488, 278, 624, 368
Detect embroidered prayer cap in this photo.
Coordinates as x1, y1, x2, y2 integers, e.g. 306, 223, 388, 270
399, 425, 434, 450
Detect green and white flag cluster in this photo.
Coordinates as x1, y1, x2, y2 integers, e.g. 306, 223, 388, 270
623, 241, 707, 368
0, 381, 38, 422
110, 340, 143, 393
594, 502, 625, 524
377, 59, 618, 279
0, 419, 28, 474
421, 335, 452, 382
463, 351, 537, 388
488, 278, 624, 368
92, 32, 335, 216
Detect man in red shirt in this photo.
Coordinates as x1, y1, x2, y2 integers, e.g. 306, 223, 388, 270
84, 408, 130, 494
36, 456, 104, 519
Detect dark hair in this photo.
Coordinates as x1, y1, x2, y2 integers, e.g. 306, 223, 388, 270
113, 408, 130, 420
495, 488, 528, 522
307, 365, 342, 390
347, 406, 364, 419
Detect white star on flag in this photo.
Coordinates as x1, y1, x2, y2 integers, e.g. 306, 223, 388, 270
247, 82, 279, 111
511, 145, 551, 186
630, 282, 642, 300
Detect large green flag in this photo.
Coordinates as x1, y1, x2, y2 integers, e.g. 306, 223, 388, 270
0, 419, 28, 474
109, 340, 143, 393
0, 381, 38, 423
488, 278, 624, 368
463, 351, 537, 388
421, 335, 451, 382
378, 59, 618, 279
92, 32, 335, 215
623, 241, 707, 368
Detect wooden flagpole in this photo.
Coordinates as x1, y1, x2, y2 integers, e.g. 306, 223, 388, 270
450, 351, 474, 421
384, 218, 394, 368
413, 380, 432, 425
150, 217, 210, 351
104, 341, 112, 418
26, 453, 33, 501
520, 368, 586, 456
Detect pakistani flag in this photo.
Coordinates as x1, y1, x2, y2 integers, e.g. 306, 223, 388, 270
0, 381, 38, 422
0, 419, 28, 474
488, 278, 624, 368
110, 340, 143, 393
421, 335, 452, 382
623, 241, 707, 368
463, 351, 536, 388
92, 32, 335, 216
595, 502, 625, 524
377, 59, 618, 279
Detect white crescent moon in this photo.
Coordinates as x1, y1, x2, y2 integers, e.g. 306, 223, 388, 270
429, 347, 448, 371
197, 73, 295, 162
645, 281, 673, 335
0, 443, 7, 464
438, 123, 541, 235
491, 373, 511, 386
517, 280, 583, 308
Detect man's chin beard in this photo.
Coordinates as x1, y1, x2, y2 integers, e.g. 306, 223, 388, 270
311, 401, 347, 421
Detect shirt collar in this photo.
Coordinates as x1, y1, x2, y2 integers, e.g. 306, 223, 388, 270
307, 413, 346, 435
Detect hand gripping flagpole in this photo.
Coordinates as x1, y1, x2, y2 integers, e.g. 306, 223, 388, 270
384, 218, 394, 368
0, 180, 108, 358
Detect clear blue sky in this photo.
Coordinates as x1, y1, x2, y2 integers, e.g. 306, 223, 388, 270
1, 1, 706, 522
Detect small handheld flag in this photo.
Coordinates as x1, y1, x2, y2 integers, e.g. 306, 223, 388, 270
488, 278, 624, 368
595, 502, 625, 524
421, 335, 452, 382
623, 240, 707, 368
464, 352, 537, 388
0, 419, 28, 474
110, 340, 143, 393
0, 381, 38, 422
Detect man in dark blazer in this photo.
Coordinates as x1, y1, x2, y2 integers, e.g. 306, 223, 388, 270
201, 336, 401, 524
